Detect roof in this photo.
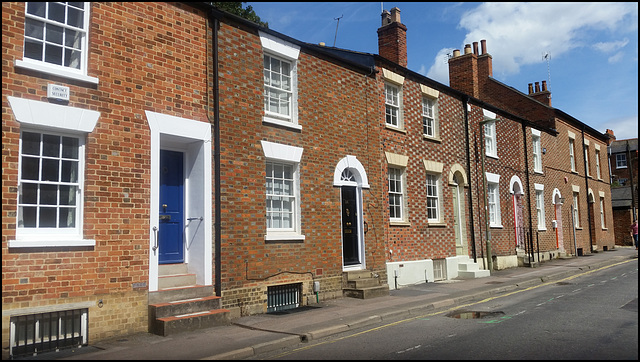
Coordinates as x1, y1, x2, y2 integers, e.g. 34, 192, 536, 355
611, 186, 635, 208
608, 138, 638, 154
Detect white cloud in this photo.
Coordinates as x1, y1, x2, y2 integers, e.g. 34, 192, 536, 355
426, 48, 456, 84
602, 116, 639, 140
430, 2, 638, 78
593, 38, 629, 53
608, 51, 625, 64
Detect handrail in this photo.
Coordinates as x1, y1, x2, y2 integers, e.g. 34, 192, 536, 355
152, 226, 158, 252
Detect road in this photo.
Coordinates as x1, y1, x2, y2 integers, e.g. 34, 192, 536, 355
249, 261, 638, 360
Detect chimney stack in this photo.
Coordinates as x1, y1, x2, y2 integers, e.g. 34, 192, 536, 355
377, 7, 408, 67
448, 39, 492, 98
528, 80, 552, 107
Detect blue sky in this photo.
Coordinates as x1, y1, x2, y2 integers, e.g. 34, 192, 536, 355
248, 2, 638, 140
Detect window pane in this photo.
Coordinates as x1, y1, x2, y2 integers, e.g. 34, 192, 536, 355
40, 207, 57, 227
27, 2, 46, 17
42, 159, 60, 182
20, 183, 38, 204
46, 24, 64, 45
45, 43, 63, 65
22, 132, 41, 155
25, 18, 44, 39
40, 184, 58, 205
43, 134, 61, 157
19, 206, 37, 227
65, 48, 82, 69
62, 137, 79, 159
21, 157, 40, 180
24, 39, 44, 61
67, 6, 84, 28
59, 185, 77, 205
59, 208, 76, 228
48, 2, 66, 23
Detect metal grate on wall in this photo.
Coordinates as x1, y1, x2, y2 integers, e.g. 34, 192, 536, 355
10, 308, 88, 358
267, 283, 301, 313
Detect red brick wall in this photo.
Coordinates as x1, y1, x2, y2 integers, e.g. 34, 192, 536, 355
2, 1, 211, 346
215, 19, 385, 301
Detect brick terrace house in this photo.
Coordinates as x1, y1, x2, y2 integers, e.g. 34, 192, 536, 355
607, 135, 638, 245
448, 38, 616, 257
2, 2, 220, 357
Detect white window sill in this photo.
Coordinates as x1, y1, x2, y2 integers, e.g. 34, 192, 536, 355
385, 124, 406, 134
390, 220, 411, 226
15, 59, 99, 85
264, 232, 305, 242
263, 115, 301, 131
534, 170, 544, 175
537, 227, 547, 231
486, 154, 499, 160
427, 221, 446, 227
489, 224, 503, 229
423, 135, 441, 143
9, 238, 96, 248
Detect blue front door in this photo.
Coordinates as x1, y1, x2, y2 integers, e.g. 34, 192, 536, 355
159, 150, 184, 264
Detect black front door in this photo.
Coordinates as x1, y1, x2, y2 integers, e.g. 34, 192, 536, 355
341, 186, 359, 266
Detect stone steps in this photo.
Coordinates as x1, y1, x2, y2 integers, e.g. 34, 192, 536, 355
343, 270, 389, 299
149, 264, 229, 336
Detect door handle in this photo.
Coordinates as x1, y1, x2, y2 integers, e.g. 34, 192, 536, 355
152, 226, 158, 252
159, 215, 171, 221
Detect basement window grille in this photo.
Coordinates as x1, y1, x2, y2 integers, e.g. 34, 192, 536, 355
10, 309, 88, 358
433, 259, 447, 281
267, 283, 301, 313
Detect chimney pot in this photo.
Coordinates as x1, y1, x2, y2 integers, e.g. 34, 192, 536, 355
535, 82, 540, 93
473, 42, 479, 55
480, 39, 487, 55
381, 10, 391, 26
528, 83, 533, 94
464, 44, 472, 54
453, 49, 460, 57
390, 7, 401, 23
542, 80, 547, 92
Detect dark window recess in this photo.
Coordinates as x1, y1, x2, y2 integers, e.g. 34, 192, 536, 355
267, 283, 301, 313
10, 309, 87, 358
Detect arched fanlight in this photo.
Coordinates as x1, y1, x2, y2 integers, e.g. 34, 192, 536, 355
341, 168, 356, 182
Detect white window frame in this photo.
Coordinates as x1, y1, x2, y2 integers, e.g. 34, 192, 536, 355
584, 144, 590, 176
532, 130, 542, 173
569, 138, 576, 172
595, 149, 601, 179
261, 140, 304, 241
8, 96, 98, 248
388, 166, 406, 222
486, 172, 502, 227
385, 82, 402, 129
426, 172, 441, 222
616, 153, 627, 169
484, 121, 497, 158
259, 31, 300, 131
16, 2, 98, 84
535, 184, 546, 231
572, 191, 580, 228
422, 96, 438, 138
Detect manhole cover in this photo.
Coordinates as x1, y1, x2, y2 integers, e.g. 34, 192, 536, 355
446, 310, 505, 319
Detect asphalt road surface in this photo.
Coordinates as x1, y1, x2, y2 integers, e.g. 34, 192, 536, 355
249, 260, 638, 360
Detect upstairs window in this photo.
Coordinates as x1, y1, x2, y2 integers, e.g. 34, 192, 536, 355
484, 121, 497, 157
595, 149, 601, 179
535, 184, 545, 230
584, 144, 590, 176
385, 83, 401, 128
532, 131, 542, 173
422, 97, 438, 138
21, 2, 91, 79
616, 153, 627, 168
569, 138, 576, 172
264, 54, 293, 119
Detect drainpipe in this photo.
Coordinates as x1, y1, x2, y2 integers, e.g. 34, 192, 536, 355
208, 11, 222, 297
581, 126, 593, 253
463, 98, 477, 262
523, 122, 534, 265
627, 140, 637, 221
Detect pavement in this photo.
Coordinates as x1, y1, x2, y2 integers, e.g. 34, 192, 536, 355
24, 246, 637, 360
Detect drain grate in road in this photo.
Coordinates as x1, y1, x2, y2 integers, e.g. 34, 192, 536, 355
446, 310, 505, 319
